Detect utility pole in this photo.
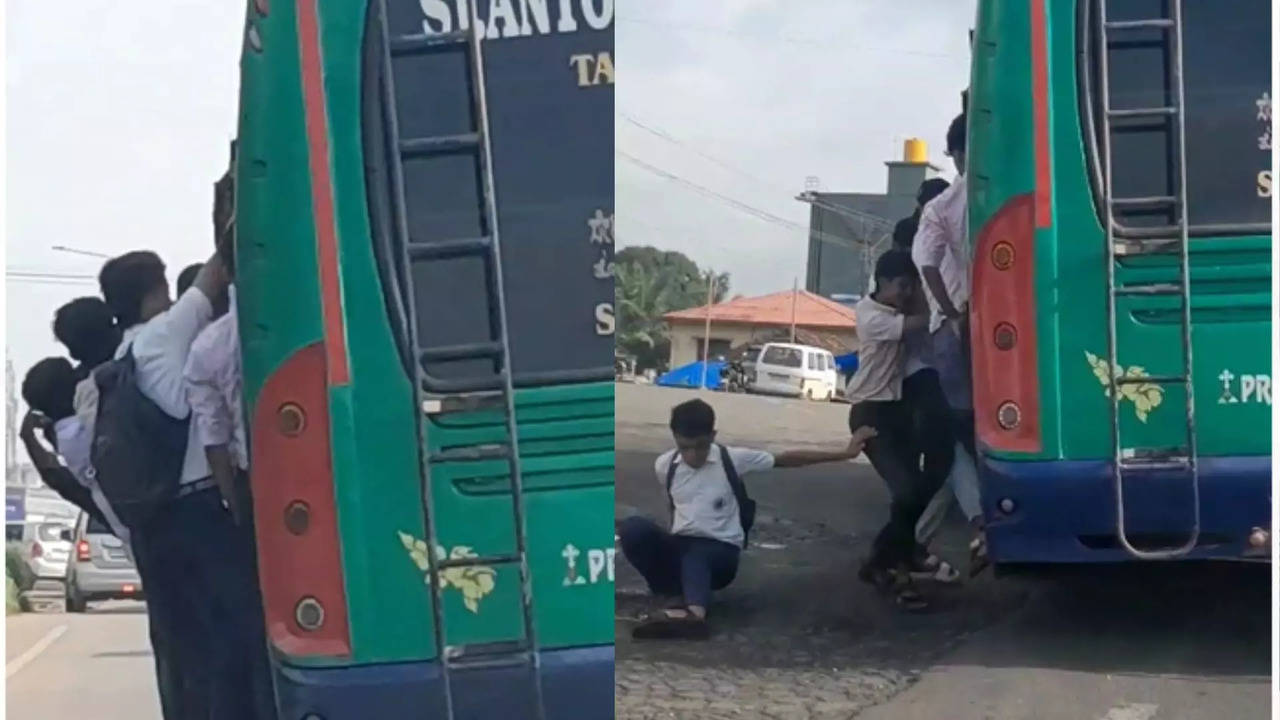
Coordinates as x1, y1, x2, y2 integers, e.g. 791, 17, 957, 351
790, 278, 798, 344
5, 356, 17, 485
700, 271, 715, 390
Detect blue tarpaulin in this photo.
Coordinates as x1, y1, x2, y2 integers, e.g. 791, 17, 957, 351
834, 353, 859, 375
656, 360, 726, 390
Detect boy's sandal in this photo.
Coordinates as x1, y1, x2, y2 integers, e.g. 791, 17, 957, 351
890, 572, 931, 612
631, 607, 710, 640
912, 558, 961, 584
968, 534, 991, 578
894, 585, 930, 612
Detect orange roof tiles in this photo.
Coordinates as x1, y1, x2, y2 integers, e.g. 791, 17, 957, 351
664, 289, 856, 329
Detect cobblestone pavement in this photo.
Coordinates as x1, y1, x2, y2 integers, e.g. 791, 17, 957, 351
614, 661, 912, 720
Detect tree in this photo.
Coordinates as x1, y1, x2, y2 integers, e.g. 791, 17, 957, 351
615, 246, 729, 372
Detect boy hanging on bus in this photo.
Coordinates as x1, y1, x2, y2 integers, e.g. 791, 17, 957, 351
17, 358, 111, 531
848, 249, 947, 611
911, 111, 988, 575
183, 159, 275, 720
619, 398, 875, 640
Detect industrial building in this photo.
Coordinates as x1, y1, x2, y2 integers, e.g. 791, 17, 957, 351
801, 139, 944, 298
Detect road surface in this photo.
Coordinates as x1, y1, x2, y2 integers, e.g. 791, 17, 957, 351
7, 601, 161, 719
614, 384, 1271, 720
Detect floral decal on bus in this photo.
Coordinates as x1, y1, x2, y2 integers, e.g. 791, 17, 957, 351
1085, 352, 1165, 422
398, 531, 497, 613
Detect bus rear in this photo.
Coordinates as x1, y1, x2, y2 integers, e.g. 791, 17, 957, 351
969, 0, 1271, 565
236, 1, 614, 717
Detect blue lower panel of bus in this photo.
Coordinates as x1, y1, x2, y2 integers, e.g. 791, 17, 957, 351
980, 455, 1271, 564
272, 644, 613, 720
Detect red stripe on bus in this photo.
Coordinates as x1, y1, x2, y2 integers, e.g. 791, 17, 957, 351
1030, 0, 1052, 229
295, 0, 350, 387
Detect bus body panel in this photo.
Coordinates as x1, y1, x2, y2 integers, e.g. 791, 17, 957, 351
970, 0, 1272, 564
238, 0, 614, 711
271, 644, 613, 719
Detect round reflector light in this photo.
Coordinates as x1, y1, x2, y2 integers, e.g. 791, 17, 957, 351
993, 322, 1017, 351
278, 403, 306, 437
284, 501, 311, 536
296, 597, 325, 631
996, 401, 1021, 430
991, 242, 1015, 271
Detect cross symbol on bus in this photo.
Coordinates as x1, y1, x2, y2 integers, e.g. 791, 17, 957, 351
1218, 369, 1238, 404
561, 543, 586, 586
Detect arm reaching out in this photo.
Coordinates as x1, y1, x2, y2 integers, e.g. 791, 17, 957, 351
773, 427, 878, 468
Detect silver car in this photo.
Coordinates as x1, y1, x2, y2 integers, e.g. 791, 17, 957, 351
17, 520, 73, 596
64, 511, 142, 612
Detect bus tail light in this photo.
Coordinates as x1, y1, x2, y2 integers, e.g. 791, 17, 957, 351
250, 342, 351, 658
971, 194, 1042, 452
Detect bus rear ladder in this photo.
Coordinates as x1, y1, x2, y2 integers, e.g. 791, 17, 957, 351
1096, 0, 1200, 559
374, 2, 545, 717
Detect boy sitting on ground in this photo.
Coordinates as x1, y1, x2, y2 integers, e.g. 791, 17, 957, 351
618, 398, 876, 640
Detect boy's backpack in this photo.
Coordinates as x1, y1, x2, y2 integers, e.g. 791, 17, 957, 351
665, 445, 757, 549
89, 348, 189, 529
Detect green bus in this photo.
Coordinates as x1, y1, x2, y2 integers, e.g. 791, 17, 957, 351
969, 0, 1271, 565
234, 0, 614, 717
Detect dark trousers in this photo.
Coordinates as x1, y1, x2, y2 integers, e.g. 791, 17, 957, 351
851, 370, 952, 571
618, 516, 740, 608
235, 469, 278, 720
132, 486, 275, 720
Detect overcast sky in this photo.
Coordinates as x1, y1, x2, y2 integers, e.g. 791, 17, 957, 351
5, 0, 976, 410
616, 0, 976, 297
5, 1, 243, 407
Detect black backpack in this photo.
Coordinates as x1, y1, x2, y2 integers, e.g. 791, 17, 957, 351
90, 348, 190, 529
666, 445, 757, 549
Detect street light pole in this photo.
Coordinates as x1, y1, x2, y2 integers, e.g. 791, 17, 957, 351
700, 271, 715, 390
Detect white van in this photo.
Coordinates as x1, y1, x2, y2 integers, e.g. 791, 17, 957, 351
749, 343, 839, 401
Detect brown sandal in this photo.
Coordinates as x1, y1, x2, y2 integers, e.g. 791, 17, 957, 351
632, 607, 711, 640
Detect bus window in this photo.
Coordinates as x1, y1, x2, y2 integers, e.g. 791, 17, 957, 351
1080, 0, 1270, 234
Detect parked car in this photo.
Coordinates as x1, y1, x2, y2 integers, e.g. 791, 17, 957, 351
15, 519, 74, 603
63, 511, 142, 612
749, 342, 839, 401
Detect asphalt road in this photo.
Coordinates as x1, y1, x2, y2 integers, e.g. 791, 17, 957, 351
6, 602, 161, 719
614, 384, 1272, 720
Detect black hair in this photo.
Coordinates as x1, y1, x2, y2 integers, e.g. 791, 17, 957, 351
874, 249, 919, 283
21, 357, 77, 421
669, 398, 716, 438
52, 297, 120, 370
946, 112, 967, 156
892, 215, 918, 251
214, 168, 236, 277
176, 263, 203, 298
917, 178, 951, 207
99, 251, 167, 329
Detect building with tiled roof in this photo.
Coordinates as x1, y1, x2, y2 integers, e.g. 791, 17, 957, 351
662, 289, 858, 368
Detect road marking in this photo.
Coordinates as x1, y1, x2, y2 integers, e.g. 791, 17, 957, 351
1099, 703, 1159, 720
6, 624, 68, 679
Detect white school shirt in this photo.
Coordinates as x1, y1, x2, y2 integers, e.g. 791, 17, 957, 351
52, 415, 131, 543
653, 444, 776, 548
184, 286, 248, 471
846, 296, 909, 404
912, 173, 971, 333
115, 287, 216, 484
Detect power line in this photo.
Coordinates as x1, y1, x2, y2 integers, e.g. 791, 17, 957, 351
620, 111, 896, 233
8, 270, 97, 280
617, 150, 887, 253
